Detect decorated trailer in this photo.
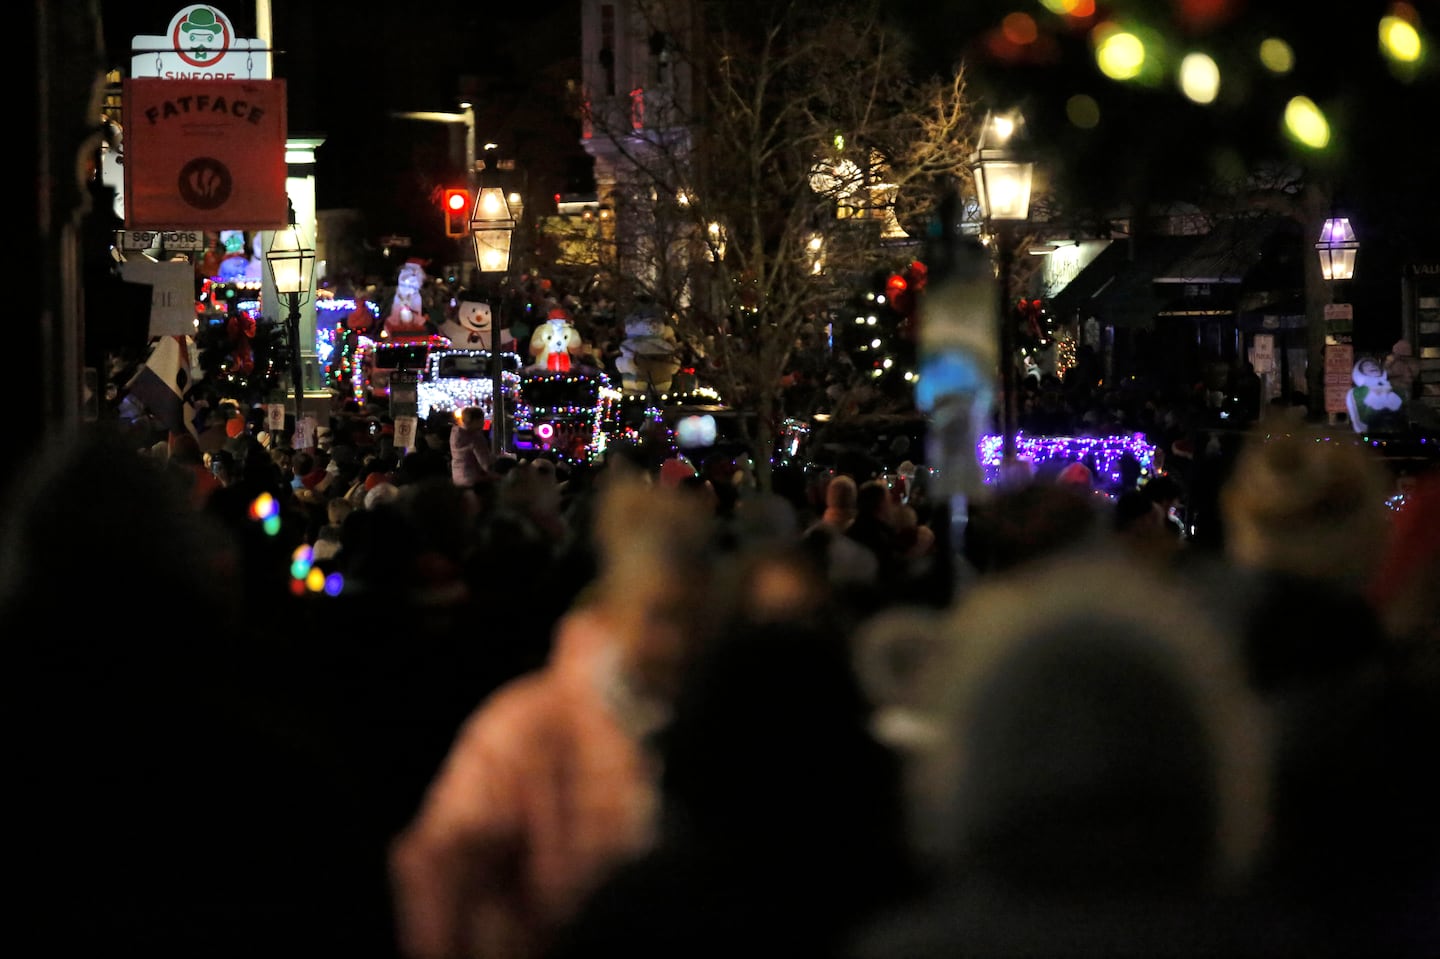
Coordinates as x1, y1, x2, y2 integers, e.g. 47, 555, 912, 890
512, 369, 623, 465
415, 347, 524, 426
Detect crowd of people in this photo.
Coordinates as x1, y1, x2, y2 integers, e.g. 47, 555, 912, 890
8, 397, 1437, 958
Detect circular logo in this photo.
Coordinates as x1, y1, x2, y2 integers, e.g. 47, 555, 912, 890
171, 6, 232, 68
178, 157, 233, 210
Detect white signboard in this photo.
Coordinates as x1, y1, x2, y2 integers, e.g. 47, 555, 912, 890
131, 6, 270, 80
119, 258, 199, 336
1251, 333, 1275, 374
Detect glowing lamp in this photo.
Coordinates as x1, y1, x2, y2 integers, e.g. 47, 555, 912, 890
1316, 216, 1359, 281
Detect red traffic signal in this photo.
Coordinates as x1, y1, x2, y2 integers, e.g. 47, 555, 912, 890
442, 187, 471, 237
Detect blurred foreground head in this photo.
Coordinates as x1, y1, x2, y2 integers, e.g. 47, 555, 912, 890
1220, 432, 1392, 588
1, 425, 244, 664
860, 553, 1268, 893
590, 475, 726, 703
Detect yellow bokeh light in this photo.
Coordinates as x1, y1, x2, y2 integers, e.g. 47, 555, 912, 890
1094, 25, 1146, 81
1178, 52, 1221, 104
1380, 16, 1422, 62
1258, 37, 1294, 74
1066, 94, 1102, 128
1283, 96, 1330, 150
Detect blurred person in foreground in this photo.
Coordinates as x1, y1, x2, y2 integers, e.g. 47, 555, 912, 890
546, 618, 919, 959
8, 425, 395, 958
848, 552, 1275, 959
388, 475, 730, 959
1214, 430, 1440, 956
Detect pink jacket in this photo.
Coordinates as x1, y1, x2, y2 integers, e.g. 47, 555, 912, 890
450, 423, 492, 487
389, 607, 659, 959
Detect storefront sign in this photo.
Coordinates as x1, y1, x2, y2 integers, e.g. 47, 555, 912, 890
130, 6, 270, 80
123, 77, 288, 230
116, 229, 208, 252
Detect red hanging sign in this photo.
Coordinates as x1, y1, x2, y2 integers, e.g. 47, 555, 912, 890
123, 77, 288, 230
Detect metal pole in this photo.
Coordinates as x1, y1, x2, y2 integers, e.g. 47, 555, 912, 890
288, 293, 304, 427
463, 104, 477, 192
997, 224, 1018, 470
491, 290, 505, 457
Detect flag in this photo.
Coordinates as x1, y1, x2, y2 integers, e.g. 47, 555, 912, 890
126, 335, 200, 437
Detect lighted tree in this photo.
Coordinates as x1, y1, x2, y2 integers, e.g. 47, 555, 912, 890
578, 0, 980, 488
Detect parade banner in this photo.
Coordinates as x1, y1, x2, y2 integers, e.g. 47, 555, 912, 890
123, 77, 288, 230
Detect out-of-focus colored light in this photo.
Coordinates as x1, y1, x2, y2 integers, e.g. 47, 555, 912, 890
305, 567, 326, 592
1002, 13, 1039, 45
1178, 52, 1221, 103
1380, 15, 1422, 62
248, 492, 278, 522
324, 572, 345, 596
290, 543, 314, 581
1066, 94, 1101, 128
1259, 37, 1294, 73
1041, 0, 1094, 16
1284, 96, 1331, 149
1094, 25, 1146, 80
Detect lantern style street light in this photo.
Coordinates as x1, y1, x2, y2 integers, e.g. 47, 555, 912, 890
969, 108, 1035, 475
470, 185, 516, 455
1315, 216, 1359, 281
264, 203, 316, 426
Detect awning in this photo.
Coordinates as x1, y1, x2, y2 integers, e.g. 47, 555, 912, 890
1046, 216, 1304, 329
1047, 234, 1196, 327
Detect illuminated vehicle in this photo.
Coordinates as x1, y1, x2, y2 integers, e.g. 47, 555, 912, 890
416, 347, 523, 425
512, 369, 622, 465
352, 333, 449, 404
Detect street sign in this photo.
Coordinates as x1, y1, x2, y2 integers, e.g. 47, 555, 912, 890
1251, 333, 1275, 374
116, 229, 207, 251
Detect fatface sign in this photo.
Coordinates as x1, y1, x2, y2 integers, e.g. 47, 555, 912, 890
123, 77, 288, 230
130, 5, 270, 80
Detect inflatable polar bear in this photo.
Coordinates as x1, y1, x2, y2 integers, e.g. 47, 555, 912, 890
616, 311, 681, 395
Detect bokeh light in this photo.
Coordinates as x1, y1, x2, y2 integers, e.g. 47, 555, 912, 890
1258, 37, 1295, 74
1380, 15, 1422, 63
1066, 93, 1102, 128
1178, 52, 1221, 104
1283, 95, 1331, 150
1001, 12, 1039, 46
1094, 24, 1147, 81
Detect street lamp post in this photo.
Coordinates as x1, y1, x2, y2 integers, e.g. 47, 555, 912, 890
969, 109, 1035, 476
1315, 216, 1359, 424
264, 205, 316, 429
469, 185, 517, 456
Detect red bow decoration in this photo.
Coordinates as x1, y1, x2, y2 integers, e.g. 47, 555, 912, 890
226, 314, 257, 376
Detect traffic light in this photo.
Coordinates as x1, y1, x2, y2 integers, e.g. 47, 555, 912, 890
442, 187, 471, 237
